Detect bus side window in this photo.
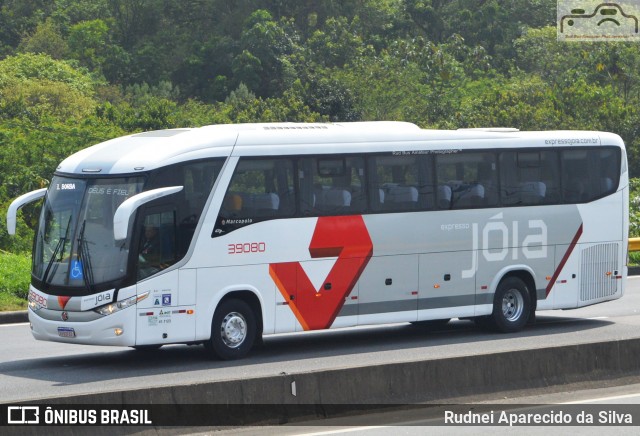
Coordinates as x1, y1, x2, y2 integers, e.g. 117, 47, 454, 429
500, 151, 560, 206
436, 152, 497, 209
500, 152, 526, 206
369, 155, 427, 212
595, 148, 620, 196
145, 158, 223, 258
562, 150, 590, 203
303, 156, 366, 215
561, 148, 620, 203
138, 210, 176, 280
218, 157, 295, 224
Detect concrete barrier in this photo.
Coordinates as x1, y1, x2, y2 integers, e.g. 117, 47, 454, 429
0, 310, 27, 324
11, 337, 640, 425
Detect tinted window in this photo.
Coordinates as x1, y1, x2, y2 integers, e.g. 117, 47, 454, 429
369, 155, 434, 212
561, 148, 619, 202
138, 209, 176, 280
299, 156, 366, 215
139, 158, 223, 277
211, 145, 622, 237
500, 151, 561, 205
220, 158, 296, 220
436, 152, 498, 209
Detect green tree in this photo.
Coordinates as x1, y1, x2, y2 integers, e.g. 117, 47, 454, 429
234, 9, 298, 96
306, 16, 365, 68
0, 0, 56, 56
0, 53, 99, 123
18, 18, 69, 59
455, 74, 561, 129
304, 76, 362, 121
0, 53, 97, 93
67, 18, 130, 81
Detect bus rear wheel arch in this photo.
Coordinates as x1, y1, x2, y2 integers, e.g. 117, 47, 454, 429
205, 298, 258, 360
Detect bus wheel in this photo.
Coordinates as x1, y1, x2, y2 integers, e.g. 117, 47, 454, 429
492, 276, 531, 333
206, 299, 256, 360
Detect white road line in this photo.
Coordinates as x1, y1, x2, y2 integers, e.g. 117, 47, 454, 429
291, 426, 388, 436
562, 393, 640, 404
0, 322, 29, 327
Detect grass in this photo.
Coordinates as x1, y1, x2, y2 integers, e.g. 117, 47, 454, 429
0, 251, 30, 311
629, 251, 640, 267
0, 291, 27, 311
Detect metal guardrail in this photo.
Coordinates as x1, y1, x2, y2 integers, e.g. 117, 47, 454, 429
630, 237, 640, 252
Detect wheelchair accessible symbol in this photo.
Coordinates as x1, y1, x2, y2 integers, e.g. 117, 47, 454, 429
70, 259, 84, 280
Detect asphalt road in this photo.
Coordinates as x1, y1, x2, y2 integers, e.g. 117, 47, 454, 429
220, 383, 640, 436
1, 277, 640, 404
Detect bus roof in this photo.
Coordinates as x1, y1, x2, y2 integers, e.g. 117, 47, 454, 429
55, 122, 625, 175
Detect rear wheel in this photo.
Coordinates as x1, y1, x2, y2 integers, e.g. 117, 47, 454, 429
205, 299, 256, 360
491, 276, 531, 333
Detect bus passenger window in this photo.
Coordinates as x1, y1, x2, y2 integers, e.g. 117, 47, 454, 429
561, 148, 620, 203
302, 156, 366, 215
500, 151, 560, 206
216, 158, 295, 232
369, 155, 433, 212
436, 152, 497, 209
142, 158, 223, 273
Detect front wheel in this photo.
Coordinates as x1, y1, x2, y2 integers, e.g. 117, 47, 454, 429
491, 276, 531, 333
205, 299, 256, 360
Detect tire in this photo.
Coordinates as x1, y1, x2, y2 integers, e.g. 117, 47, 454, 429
205, 299, 256, 360
491, 276, 531, 333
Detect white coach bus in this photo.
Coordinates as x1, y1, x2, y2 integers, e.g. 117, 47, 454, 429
6, 122, 628, 359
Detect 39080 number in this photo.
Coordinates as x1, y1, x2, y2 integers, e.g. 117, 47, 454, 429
228, 242, 266, 254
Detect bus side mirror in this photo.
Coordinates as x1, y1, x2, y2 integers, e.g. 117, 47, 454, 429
113, 186, 183, 241
6, 188, 47, 235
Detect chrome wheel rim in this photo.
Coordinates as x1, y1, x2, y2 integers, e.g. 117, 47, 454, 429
502, 289, 524, 322
220, 312, 247, 348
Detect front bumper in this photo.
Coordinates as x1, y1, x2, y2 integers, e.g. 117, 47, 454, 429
28, 305, 137, 347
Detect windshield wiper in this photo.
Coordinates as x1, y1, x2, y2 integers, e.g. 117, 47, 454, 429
76, 220, 95, 292
42, 215, 72, 288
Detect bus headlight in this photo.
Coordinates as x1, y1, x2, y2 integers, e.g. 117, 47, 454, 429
28, 300, 44, 312
95, 292, 149, 316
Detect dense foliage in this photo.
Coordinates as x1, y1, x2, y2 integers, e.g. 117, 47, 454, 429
1, 0, 640, 256
0, 250, 30, 308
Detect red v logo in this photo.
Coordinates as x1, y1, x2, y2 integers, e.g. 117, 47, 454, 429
57, 296, 71, 310
269, 216, 373, 330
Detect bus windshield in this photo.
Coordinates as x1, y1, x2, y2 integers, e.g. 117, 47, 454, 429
33, 176, 145, 293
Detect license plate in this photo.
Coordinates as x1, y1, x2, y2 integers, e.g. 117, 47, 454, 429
57, 327, 76, 338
